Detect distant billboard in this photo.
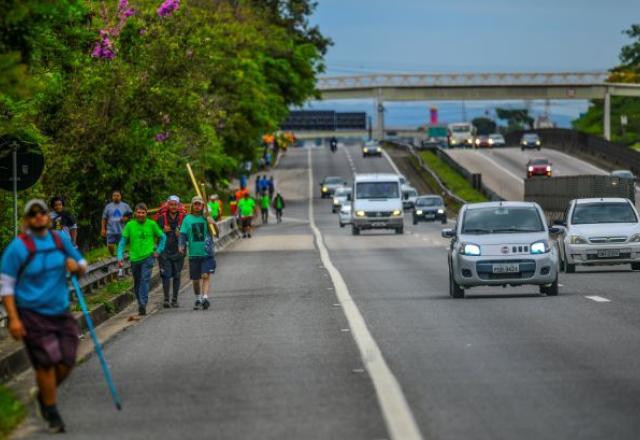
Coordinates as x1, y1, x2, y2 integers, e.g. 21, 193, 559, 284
281, 111, 367, 131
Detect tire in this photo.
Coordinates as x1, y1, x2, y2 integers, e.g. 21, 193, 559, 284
631, 263, 640, 271
540, 277, 559, 296
351, 226, 360, 236
340, 222, 345, 228
413, 217, 418, 225
558, 255, 566, 273
537, 146, 541, 151
395, 227, 404, 235
332, 207, 337, 214
449, 269, 465, 298
565, 262, 576, 273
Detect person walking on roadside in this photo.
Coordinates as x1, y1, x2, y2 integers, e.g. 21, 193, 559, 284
237, 193, 256, 238
229, 193, 238, 218
49, 196, 78, 247
273, 192, 285, 224
208, 194, 223, 222
260, 193, 270, 224
101, 190, 132, 256
117, 203, 166, 316
259, 174, 269, 195
268, 176, 275, 200
254, 176, 262, 197
179, 196, 219, 311
1, 199, 87, 433
157, 196, 185, 308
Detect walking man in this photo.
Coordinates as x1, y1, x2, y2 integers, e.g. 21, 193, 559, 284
179, 196, 219, 311
1, 199, 87, 432
260, 193, 270, 224
273, 192, 285, 224
208, 194, 223, 222
268, 176, 275, 200
117, 203, 166, 316
101, 190, 132, 256
157, 196, 185, 308
49, 196, 78, 247
237, 193, 256, 238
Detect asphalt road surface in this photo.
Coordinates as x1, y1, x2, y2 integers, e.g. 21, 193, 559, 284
20, 145, 640, 439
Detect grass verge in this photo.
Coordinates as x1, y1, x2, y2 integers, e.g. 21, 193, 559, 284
84, 246, 112, 265
73, 278, 133, 314
418, 151, 488, 203
0, 384, 25, 440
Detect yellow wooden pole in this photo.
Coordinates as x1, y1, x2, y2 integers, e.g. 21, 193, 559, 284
186, 163, 219, 237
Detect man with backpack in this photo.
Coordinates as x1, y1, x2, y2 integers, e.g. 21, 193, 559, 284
1, 199, 87, 433
156, 196, 186, 308
49, 196, 78, 247
179, 196, 219, 311
260, 193, 270, 224
273, 192, 285, 224
117, 203, 166, 316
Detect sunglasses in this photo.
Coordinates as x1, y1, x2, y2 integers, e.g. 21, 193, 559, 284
27, 209, 48, 218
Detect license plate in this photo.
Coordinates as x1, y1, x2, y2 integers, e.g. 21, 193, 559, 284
492, 263, 520, 274
424, 214, 435, 219
371, 222, 386, 227
597, 249, 620, 258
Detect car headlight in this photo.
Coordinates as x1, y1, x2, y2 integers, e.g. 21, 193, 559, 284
546, 166, 551, 172
488, 139, 494, 144
467, 138, 473, 144
363, 148, 369, 153
536, 141, 541, 145
437, 208, 445, 214
322, 186, 328, 192
333, 198, 339, 205
355, 210, 365, 217
416, 210, 423, 215
392, 210, 402, 216
629, 233, 640, 242
570, 235, 588, 244
376, 147, 381, 152
451, 139, 457, 145
475, 139, 480, 144
528, 166, 533, 172
460, 243, 481, 256
530, 240, 549, 254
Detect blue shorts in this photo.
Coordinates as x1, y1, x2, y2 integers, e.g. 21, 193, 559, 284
189, 256, 216, 280
106, 233, 121, 245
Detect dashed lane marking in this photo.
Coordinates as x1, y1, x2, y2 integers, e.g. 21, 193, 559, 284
308, 149, 423, 440
472, 151, 524, 184
586, 296, 611, 303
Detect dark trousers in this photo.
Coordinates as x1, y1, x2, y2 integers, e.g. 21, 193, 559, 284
159, 255, 185, 302
276, 208, 283, 223
131, 257, 154, 307
261, 208, 268, 224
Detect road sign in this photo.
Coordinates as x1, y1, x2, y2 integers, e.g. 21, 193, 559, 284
0, 136, 45, 191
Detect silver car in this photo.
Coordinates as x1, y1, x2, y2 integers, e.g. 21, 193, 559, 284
442, 201, 560, 298
332, 187, 352, 213
555, 198, 640, 272
339, 204, 352, 228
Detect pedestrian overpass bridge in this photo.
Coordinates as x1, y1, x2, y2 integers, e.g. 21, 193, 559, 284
310, 72, 640, 140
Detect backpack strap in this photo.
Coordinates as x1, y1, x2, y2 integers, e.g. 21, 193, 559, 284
16, 231, 66, 281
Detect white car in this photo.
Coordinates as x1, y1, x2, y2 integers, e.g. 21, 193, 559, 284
332, 187, 352, 213
351, 173, 404, 235
489, 134, 506, 147
339, 205, 352, 228
402, 187, 418, 210
555, 198, 640, 272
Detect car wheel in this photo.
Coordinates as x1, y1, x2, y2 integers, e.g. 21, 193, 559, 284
332, 207, 337, 214
565, 263, 576, 273
413, 217, 418, 225
395, 227, 404, 235
537, 147, 541, 151
540, 277, 559, 296
351, 226, 360, 236
449, 269, 465, 299
558, 255, 566, 272
631, 263, 640, 271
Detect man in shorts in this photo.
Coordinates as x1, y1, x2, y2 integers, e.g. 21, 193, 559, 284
101, 190, 132, 256
180, 196, 218, 310
1, 199, 87, 433
237, 192, 256, 238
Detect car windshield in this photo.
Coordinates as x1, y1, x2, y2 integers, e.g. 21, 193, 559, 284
403, 189, 417, 198
335, 188, 351, 197
416, 197, 443, 207
356, 182, 399, 199
462, 206, 544, 234
571, 202, 637, 225
523, 134, 539, 141
451, 126, 471, 133
530, 159, 548, 165
490, 134, 504, 140
324, 177, 343, 184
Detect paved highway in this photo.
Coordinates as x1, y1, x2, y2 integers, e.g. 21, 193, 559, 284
20, 145, 640, 439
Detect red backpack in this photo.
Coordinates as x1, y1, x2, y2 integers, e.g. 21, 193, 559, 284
17, 230, 66, 280
154, 202, 187, 229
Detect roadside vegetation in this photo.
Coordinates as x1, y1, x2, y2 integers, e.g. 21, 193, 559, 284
0, 385, 25, 440
418, 151, 487, 204
72, 278, 134, 314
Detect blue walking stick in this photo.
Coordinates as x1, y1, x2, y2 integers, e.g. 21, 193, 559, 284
71, 276, 122, 410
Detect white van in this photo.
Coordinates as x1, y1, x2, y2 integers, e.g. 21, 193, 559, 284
447, 122, 475, 147
351, 174, 404, 235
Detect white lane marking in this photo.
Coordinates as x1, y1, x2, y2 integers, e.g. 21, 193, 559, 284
382, 149, 402, 175
343, 147, 357, 174
586, 296, 611, 303
308, 149, 423, 440
473, 151, 524, 184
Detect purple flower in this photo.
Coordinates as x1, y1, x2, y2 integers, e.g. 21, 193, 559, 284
123, 8, 135, 17
155, 132, 170, 142
91, 34, 116, 60
118, 0, 128, 10
139, 28, 147, 36
157, 0, 180, 17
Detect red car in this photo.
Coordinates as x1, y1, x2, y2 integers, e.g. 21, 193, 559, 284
527, 158, 552, 178
474, 135, 492, 148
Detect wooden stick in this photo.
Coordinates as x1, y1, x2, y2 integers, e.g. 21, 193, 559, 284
186, 163, 219, 237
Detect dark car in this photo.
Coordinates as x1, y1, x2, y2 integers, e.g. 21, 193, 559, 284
474, 135, 492, 149
362, 141, 383, 157
521, 133, 541, 150
527, 158, 552, 178
611, 169, 636, 182
412, 196, 447, 224
320, 176, 348, 198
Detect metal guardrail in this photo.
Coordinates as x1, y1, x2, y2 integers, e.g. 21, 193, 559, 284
435, 149, 505, 202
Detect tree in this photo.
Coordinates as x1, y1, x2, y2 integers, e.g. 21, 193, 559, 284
471, 117, 497, 135
496, 108, 534, 132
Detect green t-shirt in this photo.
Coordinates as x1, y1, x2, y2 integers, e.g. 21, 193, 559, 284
208, 201, 221, 219
120, 219, 165, 263
238, 198, 256, 217
180, 214, 212, 258
260, 195, 270, 209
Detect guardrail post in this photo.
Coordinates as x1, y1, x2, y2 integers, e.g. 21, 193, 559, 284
604, 90, 611, 141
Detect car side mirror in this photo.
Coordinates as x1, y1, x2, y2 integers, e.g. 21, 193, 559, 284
441, 228, 455, 239
553, 219, 566, 227
548, 226, 562, 234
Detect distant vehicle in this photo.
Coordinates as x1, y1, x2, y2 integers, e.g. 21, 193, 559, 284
330, 136, 338, 153
320, 176, 348, 198
339, 204, 352, 228
521, 133, 541, 150
402, 187, 418, 210
421, 125, 449, 148
474, 135, 492, 149
489, 133, 506, 147
362, 141, 382, 157
611, 170, 636, 182
351, 173, 404, 235
555, 198, 640, 273
448, 122, 475, 147
412, 196, 447, 225
526, 158, 552, 178
442, 201, 560, 298
398, 175, 408, 187
332, 187, 352, 213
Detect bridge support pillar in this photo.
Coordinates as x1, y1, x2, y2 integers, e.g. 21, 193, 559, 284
604, 90, 611, 141
376, 99, 385, 141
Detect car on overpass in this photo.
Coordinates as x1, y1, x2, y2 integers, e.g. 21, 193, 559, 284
351, 173, 404, 235
520, 133, 542, 150
412, 195, 447, 224
320, 176, 348, 198
611, 169, 636, 182
332, 187, 351, 213
526, 158, 552, 178
442, 201, 560, 298
362, 141, 383, 157
489, 133, 506, 147
554, 198, 640, 273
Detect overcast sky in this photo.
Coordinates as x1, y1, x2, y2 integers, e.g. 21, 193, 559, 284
311, 0, 639, 75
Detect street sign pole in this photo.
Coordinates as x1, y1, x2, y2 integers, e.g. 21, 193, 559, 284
12, 143, 18, 236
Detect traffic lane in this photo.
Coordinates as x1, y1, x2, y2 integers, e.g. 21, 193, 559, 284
487, 147, 608, 178
29, 150, 386, 440
311, 150, 640, 439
